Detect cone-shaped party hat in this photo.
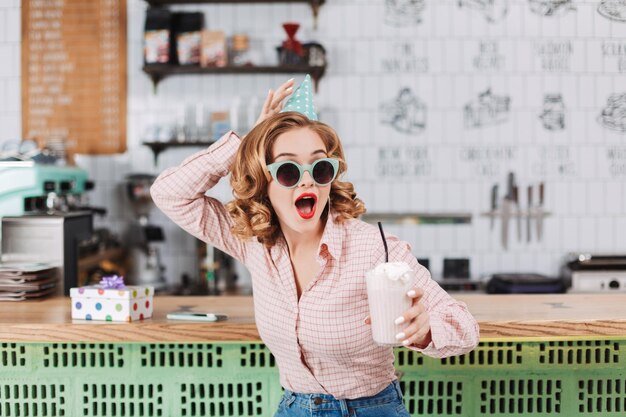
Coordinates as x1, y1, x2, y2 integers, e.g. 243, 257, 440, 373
280, 74, 318, 121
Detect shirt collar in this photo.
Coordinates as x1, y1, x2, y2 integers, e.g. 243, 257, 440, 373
270, 210, 344, 261
318, 210, 343, 260
269, 209, 344, 261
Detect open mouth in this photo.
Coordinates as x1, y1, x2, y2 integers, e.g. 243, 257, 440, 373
295, 193, 317, 219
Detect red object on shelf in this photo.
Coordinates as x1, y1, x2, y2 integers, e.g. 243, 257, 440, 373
282, 22, 304, 56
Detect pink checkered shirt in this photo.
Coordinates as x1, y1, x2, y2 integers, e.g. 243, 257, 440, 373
151, 132, 479, 399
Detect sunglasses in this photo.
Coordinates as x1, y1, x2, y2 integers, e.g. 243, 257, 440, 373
266, 158, 340, 188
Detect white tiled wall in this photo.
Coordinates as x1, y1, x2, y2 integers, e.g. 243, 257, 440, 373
0, 1, 20, 144
2, 0, 626, 286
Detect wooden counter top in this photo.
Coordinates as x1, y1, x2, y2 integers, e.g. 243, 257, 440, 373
1, 294, 625, 342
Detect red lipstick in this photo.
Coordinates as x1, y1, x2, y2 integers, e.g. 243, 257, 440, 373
294, 193, 317, 220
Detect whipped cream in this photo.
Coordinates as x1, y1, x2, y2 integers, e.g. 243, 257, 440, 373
368, 261, 413, 284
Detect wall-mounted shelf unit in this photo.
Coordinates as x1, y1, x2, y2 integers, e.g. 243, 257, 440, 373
143, 64, 326, 92
362, 212, 473, 225
144, 0, 325, 26
142, 0, 327, 92
143, 141, 214, 164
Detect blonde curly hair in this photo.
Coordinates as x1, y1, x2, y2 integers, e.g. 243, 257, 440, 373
226, 112, 366, 247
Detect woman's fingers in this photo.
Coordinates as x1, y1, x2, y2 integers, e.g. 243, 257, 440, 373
262, 89, 274, 115
253, 79, 296, 128
394, 286, 431, 347
394, 287, 425, 325
396, 310, 428, 338
271, 79, 294, 111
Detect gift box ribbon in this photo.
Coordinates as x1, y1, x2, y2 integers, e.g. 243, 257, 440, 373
99, 275, 126, 289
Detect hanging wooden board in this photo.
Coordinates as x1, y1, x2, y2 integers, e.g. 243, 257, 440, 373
21, 0, 127, 160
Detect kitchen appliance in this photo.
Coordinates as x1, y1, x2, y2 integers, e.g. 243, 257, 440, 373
562, 254, 626, 293
1, 212, 93, 295
124, 174, 166, 291
0, 161, 91, 217
486, 273, 566, 294
439, 258, 481, 292
0, 162, 104, 296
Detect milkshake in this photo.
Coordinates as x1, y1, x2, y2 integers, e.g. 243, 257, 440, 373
365, 261, 415, 346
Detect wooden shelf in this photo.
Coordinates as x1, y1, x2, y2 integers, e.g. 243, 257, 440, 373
144, 0, 325, 19
147, 0, 322, 4
143, 64, 326, 92
143, 140, 215, 164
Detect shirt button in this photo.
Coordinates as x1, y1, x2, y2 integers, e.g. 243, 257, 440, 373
313, 397, 323, 405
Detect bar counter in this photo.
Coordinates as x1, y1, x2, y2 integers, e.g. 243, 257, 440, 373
1, 294, 626, 342
2, 294, 626, 417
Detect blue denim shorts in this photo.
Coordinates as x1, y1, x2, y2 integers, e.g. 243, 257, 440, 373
273, 380, 410, 417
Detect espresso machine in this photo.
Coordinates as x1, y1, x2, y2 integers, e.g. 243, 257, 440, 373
0, 161, 91, 216
124, 174, 167, 291
0, 161, 95, 295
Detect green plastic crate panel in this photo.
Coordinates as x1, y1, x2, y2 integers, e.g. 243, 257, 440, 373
180, 381, 265, 417
400, 379, 464, 415
140, 344, 223, 368
0, 382, 67, 416
0, 343, 27, 369
83, 383, 163, 417
43, 343, 125, 369
1, 340, 625, 416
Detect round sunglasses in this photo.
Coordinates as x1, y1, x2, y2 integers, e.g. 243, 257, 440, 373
266, 157, 340, 188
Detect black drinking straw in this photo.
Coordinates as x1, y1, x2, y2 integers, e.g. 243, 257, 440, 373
377, 221, 389, 262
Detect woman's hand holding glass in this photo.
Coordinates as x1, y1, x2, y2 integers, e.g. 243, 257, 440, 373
364, 286, 432, 348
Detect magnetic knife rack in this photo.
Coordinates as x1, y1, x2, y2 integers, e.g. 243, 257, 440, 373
481, 176, 551, 250
480, 206, 551, 248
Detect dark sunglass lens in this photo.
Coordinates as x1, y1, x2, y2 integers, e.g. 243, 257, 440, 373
276, 163, 300, 187
313, 160, 335, 185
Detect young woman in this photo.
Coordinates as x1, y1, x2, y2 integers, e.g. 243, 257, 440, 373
151, 78, 479, 417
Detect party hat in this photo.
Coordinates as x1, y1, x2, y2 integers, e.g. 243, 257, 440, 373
280, 74, 318, 121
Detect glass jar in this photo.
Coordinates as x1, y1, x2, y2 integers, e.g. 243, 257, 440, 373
230, 34, 251, 66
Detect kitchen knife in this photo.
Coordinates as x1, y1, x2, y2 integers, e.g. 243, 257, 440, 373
527, 185, 533, 243
500, 196, 512, 250
490, 184, 498, 230
506, 172, 516, 199
536, 182, 545, 240
513, 185, 521, 242
501, 172, 515, 250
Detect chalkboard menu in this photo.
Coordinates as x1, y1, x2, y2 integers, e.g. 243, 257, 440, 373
22, 0, 127, 159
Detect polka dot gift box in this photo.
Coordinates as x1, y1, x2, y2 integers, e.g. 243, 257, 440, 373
70, 276, 154, 322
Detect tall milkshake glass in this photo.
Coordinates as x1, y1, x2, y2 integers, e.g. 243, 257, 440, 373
366, 262, 415, 346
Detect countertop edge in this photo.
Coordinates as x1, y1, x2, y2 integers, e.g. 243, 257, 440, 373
3, 294, 626, 342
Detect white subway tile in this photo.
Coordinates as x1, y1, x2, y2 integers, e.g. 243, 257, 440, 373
5, 7, 19, 43
0, 80, 5, 112
596, 181, 626, 214
0, 113, 19, 142
560, 217, 581, 252
454, 226, 473, 252
0, 10, 6, 43
595, 216, 616, 251
5, 76, 18, 111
